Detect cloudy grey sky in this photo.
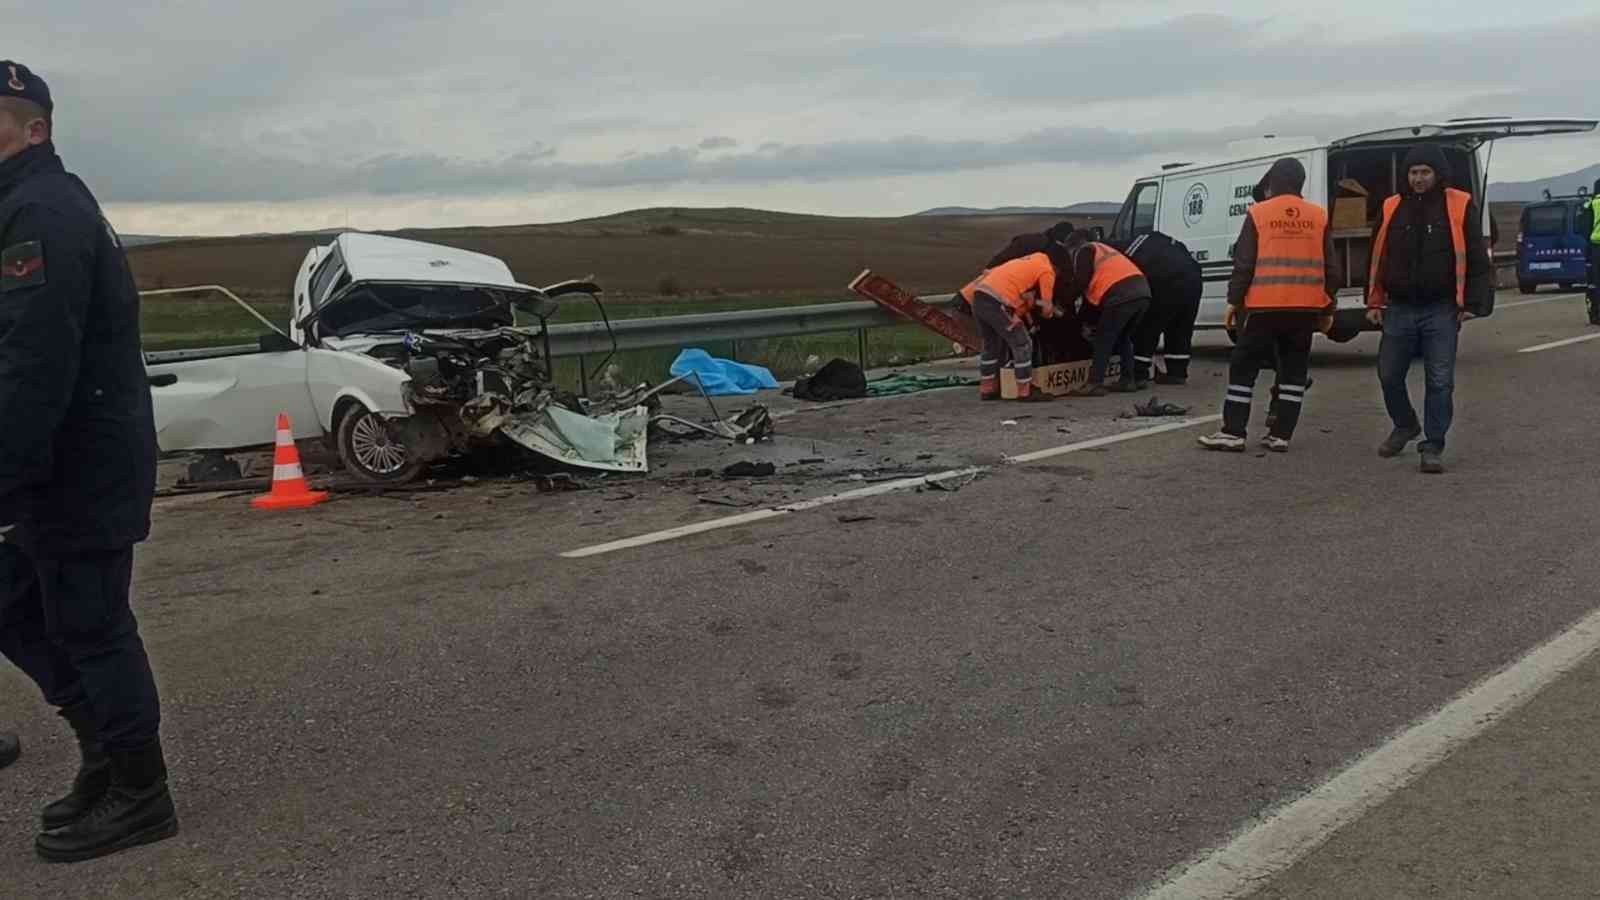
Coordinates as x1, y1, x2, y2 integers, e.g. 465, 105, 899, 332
13, 2, 1600, 235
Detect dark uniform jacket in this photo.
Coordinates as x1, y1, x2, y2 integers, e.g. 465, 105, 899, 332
1108, 231, 1202, 300
0, 144, 156, 554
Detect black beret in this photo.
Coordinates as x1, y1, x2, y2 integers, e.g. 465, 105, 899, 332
1, 61, 53, 116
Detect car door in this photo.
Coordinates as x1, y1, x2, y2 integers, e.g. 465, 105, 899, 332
145, 342, 323, 452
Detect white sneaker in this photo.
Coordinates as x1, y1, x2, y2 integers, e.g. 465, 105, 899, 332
1261, 436, 1290, 453
1198, 432, 1246, 452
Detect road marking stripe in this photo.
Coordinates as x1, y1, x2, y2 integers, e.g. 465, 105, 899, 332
1497, 292, 1585, 311
563, 417, 1222, 558
560, 467, 985, 559
1004, 416, 1222, 464
1518, 333, 1600, 354
1135, 603, 1600, 900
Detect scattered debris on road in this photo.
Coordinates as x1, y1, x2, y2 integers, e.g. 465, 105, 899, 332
1131, 396, 1191, 417
722, 461, 777, 478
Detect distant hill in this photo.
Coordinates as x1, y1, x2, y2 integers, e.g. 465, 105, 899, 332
913, 203, 1122, 217
1489, 164, 1600, 202
120, 234, 180, 248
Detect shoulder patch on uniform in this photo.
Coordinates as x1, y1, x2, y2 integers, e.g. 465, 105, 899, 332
1, 240, 45, 293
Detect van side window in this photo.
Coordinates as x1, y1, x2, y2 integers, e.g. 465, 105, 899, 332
1112, 182, 1160, 241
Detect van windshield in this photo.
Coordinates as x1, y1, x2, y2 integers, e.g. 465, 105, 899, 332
1523, 205, 1569, 237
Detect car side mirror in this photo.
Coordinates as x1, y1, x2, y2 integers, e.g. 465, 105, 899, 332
259, 332, 299, 353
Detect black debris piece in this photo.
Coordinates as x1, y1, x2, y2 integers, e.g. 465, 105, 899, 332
1133, 396, 1191, 417
722, 461, 777, 478
838, 514, 877, 524
792, 358, 868, 401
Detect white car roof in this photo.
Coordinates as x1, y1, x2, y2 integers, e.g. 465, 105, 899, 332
335, 232, 536, 291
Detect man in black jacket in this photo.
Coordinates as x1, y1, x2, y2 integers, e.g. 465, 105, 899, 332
1365, 144, 1493, 474
0, 61, 178, 862
1110, 230, 1203, 384
986, 220, 1076, 269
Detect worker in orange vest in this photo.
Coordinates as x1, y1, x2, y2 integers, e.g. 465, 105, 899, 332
959, 250, 1068, 401
1199, 158, 1338, 452
1055, 232, 1152, 396
1366, 145, 1493, 474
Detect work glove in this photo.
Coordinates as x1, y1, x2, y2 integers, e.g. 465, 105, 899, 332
1224, 305, 1237, 330
1365, 308, 1385, 326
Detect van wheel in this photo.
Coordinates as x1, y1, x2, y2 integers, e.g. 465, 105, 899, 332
335, 403, 424, 484
1518, 282, 1538, 295
1561, 283, 1580, 292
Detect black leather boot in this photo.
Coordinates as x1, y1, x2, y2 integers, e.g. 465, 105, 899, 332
36, 741, 178, 863
41, 701, 112, 830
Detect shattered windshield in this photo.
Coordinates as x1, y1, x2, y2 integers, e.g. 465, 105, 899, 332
317, 283, 517, 336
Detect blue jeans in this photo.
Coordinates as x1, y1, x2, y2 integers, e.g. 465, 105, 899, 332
1378, 301, 1459, 452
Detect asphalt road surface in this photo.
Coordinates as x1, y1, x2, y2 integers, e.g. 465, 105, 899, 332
2, 290, 1597, 899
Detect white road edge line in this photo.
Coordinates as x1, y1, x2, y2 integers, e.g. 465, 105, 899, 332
1496, 292, 1585, 311
1132, 603, 1600, 900
562, 416, 1222, 559
1518, 332, 1600, 354
1006, 415, 1221, 464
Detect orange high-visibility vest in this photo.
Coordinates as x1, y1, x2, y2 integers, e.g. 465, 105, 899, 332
1082, 243, 1143, 306
1242, 195, 1331, 310
963, 253, 1057, 317
1367, 188, 1471, 308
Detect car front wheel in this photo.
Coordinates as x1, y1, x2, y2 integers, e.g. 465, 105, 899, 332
335, 403, 424, 484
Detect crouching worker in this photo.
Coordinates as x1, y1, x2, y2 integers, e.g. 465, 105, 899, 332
1199, 158, 1338, 452
961, 250, 1068, 402
1056, 232, 1151, 396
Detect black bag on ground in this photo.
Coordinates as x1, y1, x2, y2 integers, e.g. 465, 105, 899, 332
793, 358, 867, 401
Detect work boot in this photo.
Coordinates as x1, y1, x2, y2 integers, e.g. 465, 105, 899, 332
1420, 448, 1445, 474
1154, 373, 1187, 386
1015, 384, 1053, 403
1261, 436, 1290, 453
1067, 383, 1108, 397
1197, 431, 1246, 452
1107, 379, 1141, 394
1588, 298, 1600, 326
41, 702, 112, 830
36, 741, 179, 864
0, 731, 18, 770
1378, 426, 1422, 458
978, 376, 1000, 402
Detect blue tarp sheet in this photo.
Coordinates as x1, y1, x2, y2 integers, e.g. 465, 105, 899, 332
669, 348, 780, 396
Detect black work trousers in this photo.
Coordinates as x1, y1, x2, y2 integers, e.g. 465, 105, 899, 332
1090, 298, 1149, 385
1222, 311, 1317, 440
0, 541, 162, 753
1133, 276, 1203, 380
1588, 244, 1600, 320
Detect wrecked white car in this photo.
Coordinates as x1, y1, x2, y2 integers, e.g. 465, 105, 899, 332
144, 233, 648, 483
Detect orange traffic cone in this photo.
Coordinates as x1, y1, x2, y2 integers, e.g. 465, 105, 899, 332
251, 413, 330, 510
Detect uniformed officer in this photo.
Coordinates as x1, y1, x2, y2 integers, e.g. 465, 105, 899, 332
1108, 230, 1203, 385
0, 61, 178, 862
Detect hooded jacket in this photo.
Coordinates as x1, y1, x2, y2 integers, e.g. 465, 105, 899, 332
1372, 145, 1492, 309
0, 143, 157, 553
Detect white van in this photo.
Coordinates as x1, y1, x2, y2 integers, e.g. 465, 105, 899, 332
1106, 118, 1598, 340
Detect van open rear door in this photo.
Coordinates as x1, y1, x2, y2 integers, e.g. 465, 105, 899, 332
1330, 118, 1598, 150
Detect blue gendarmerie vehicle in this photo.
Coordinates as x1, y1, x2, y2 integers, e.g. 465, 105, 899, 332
1517, 188, 1592, 294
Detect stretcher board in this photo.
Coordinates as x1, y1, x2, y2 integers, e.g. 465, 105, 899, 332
848, 269, 982, 353
999, 358, 1123, 399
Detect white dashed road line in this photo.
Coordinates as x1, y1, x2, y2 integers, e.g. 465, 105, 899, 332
1133, 603, 1600, 900
1518, 332, 1600, 354
562, 417, 1223, 559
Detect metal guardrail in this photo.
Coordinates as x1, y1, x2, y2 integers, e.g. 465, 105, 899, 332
542, 296, 959, 359
141, 253, 1524, 369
